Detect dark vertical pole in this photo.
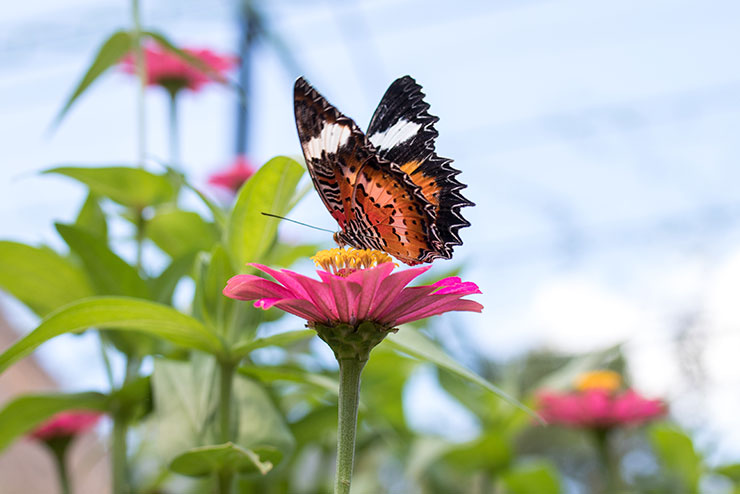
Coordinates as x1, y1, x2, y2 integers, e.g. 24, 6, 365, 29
235, 0, 257, 156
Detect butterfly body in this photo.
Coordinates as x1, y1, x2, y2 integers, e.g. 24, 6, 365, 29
294, 76, 473, 265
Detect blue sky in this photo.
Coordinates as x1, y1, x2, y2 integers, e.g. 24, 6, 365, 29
2, 0, 740, 462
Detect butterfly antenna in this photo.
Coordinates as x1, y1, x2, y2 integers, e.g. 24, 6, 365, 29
261, 212, 335, 233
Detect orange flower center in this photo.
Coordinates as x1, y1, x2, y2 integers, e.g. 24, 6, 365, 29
311, 248, 394, 277
575, 370, 622, 392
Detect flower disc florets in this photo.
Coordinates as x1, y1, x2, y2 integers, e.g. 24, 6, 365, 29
311, 248, 396, 277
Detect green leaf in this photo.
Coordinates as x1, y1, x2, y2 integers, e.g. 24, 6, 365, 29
264, 242, 322, 268
443, 433, 511, 472
226, 156, 304, 271
0, 241, 94, 316
52, 30, 133, 127
170, 442, 273, 477
200, 245, 235, 333
55, 223, 149, 298
0, 392, 108, 451
361, 347, 418, 432
74, 193, 108, 239
500, 461, 561, 494
385, 328, 537, 420
150, 252, 197, 304
239, 365, 338, 394
717, 464, 740, 483
0, 297, 222, 375
651, 424, 702, 491
146, 209, 217, 259
46, 166, 175, 209
231, 329, 315, 360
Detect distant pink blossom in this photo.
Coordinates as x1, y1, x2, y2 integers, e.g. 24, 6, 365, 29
223, 250, 483, 328
537, 388, 665, 428
121, 43, 238, 93
30, 411, 102, 441
208, 156, 256, 194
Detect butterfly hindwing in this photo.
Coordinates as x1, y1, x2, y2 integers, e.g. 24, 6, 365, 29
367, 76, 474, 258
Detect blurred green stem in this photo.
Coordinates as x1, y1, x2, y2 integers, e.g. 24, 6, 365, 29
112, 356, 141, 494
131, 0, 147, 168
48, 439, 72, 494
595, 428, 619, 494
167, 90, 180, 167
218, 360, 236, 494
334, 358, 366, 494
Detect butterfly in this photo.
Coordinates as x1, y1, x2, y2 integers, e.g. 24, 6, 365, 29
293, 75, 473, 265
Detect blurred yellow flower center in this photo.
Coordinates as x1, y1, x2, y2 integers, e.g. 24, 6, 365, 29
312, 248, 394, 276
575, 370, 622, 392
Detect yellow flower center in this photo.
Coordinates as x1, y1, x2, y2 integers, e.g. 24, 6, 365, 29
574, 370, 622, 392
311, 248, 395, 277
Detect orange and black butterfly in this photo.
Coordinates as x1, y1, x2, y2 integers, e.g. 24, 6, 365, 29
294, 76, 473, 265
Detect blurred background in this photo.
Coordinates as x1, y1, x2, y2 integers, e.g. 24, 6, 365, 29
1, 0, 740, 492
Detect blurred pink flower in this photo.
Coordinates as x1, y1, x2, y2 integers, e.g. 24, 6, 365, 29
537, 388, 665, 428
223, 249, 483, 328
208, 156, 256, 194
121, 43, 238, 93
30, 411, 102, 441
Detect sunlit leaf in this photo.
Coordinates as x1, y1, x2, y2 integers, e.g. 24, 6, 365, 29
150, 252, 197, 305
650, 424, 702, 491
146, 209, 217, 259
52, 30, 133, 127
0, 297, 222, 375
56, 223, 149, 298
0, 392, 107, 451
74, 192, 108, 239
231, 329, 315, 360
226, 156, 304, 271
239, 365, 337, 394
46, 166, 175, 209
500, 461, 561, 494
170, 442, 273, 477
385, 328, 537, 420
0, 241, 94, 316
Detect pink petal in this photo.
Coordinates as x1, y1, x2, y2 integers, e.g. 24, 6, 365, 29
326, 276, 363, 323
351, 263, 395, 320
374, 285, 440, 324
268, 298, 329, 323
288, 272, 339, 320
250, 264, 311, 299
223, 275, 294, 301
369, 265, 432, 317
395, 298, 484, 325
433, 277, 482, 295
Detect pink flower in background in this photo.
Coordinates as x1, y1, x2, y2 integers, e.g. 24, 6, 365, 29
208, 155, 256, 194
121, 43, 238, 93
536, 370, 666, 428
223, 248, 483, 328
30, 411, 102, 441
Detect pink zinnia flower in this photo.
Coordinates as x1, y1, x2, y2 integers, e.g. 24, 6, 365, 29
30, 411, 102, 441
208, 155, 256, 194
223, 248, 483, 330
121, 42, 238, 93
536, 371, 666, 428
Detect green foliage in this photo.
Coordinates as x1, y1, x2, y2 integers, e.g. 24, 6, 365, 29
146, 208, 218, 259
500, 462, 561, 494
56, 223, 150, 298
74, 193, 108, 239
650, 424, 702, 493
0, 392, 108, 451
0, 297, 222, 375
0, 241, 94, 316
53, 30, 133, 126
170, 443, 273, 477
46, 166, 176, 209
226, 156, 305, 271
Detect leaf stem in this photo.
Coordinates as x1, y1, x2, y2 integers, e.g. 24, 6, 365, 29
218, 360, 236, 494
334, 358, 366, 494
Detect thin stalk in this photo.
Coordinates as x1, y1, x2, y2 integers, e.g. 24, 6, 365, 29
218, 360, 236, 494
112, 356, 141, 494
334, 358, 366, 494
167, 89, 180, 167
595, 428, 619, 494
131, 0, 147, 168
49, 440, 72, 494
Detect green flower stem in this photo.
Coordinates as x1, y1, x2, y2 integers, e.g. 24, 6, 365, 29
167, 89, 180, 168
595, 428, 619, 494
335, 357, 366, 494
218, 360, 236, 494
47, 438, 72, 494
131, 0, 147, 169
112, 356, 141, 494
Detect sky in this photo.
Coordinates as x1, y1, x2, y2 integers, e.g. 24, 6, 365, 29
2, 0, 740, 463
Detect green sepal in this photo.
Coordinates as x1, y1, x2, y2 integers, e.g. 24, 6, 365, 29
312, 321, 396, 362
